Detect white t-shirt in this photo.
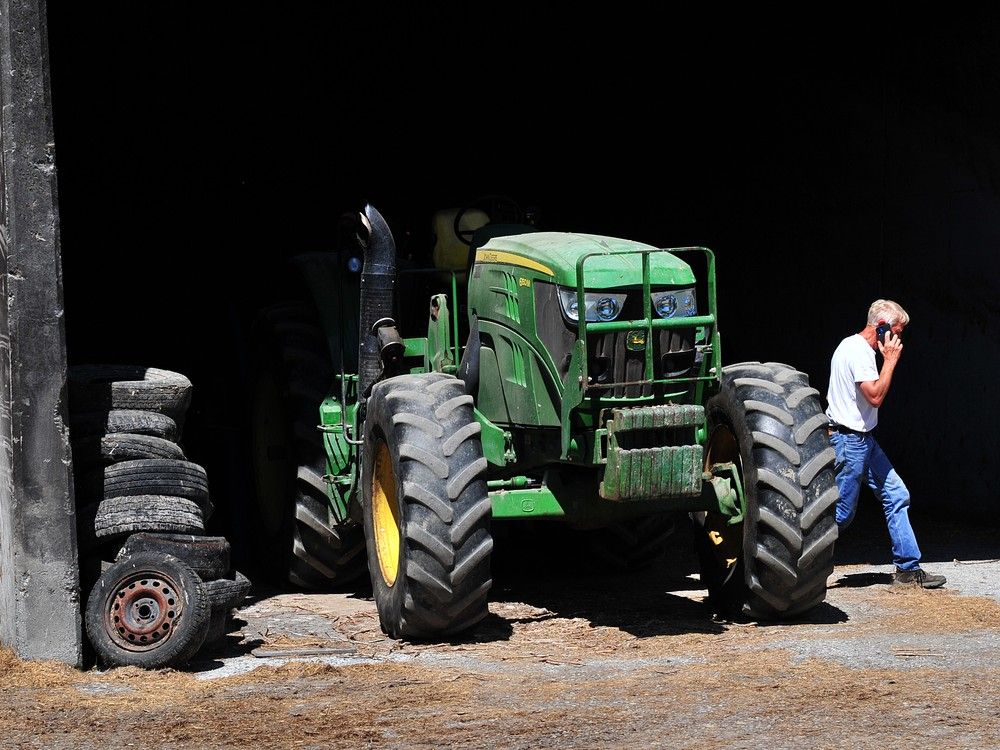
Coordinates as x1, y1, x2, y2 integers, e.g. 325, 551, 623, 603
825, 334, 880, 432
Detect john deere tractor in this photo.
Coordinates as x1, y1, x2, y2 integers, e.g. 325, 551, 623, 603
250, 200, 839, 638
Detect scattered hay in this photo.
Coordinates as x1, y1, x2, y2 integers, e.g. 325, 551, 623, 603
873, 589, 1000, 633
0, 646, 79, 689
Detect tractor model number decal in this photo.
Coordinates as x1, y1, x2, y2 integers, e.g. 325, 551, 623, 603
518, 277, 531, 288
476, 250, 554, 277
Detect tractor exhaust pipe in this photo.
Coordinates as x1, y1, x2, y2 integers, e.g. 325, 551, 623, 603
357, 204, 397, 399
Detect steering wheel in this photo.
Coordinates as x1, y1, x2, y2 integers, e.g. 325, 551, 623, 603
452, 195, 525, 246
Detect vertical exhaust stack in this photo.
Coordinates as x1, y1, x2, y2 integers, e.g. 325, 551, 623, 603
358, 204, 397, 399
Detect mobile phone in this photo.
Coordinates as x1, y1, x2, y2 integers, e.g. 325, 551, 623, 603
876, 322, 892, 344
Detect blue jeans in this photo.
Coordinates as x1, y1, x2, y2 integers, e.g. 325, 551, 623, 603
829, 431, 922, 571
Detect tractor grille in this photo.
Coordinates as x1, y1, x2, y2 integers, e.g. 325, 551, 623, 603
535, 283, 695, 398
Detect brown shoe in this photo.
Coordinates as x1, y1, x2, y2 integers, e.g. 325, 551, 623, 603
892, 567, 946, 589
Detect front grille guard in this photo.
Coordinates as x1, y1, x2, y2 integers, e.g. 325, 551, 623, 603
559, 246, 721, 459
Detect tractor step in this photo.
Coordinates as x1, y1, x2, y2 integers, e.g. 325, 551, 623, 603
600, 405, 705, 500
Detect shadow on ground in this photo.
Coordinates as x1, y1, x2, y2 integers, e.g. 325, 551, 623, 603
830, 494, 1000, 567
486, 522, 726, 638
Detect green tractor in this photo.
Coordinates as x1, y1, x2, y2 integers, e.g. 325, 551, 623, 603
250, 201, 839, 637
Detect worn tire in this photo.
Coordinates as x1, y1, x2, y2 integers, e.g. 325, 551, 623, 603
118, 533, 231, 581
249, 303, 367, 590
84, 552, 210, 669
205, 571, 252, 610
203, 605, 230, 651
362, 372, 493, 640
68, 365, 193, 419
80, 459, 212, 516
70, 410, 180, 442
72, 434, 186, 472
695, 361, 839, 619
78, 495, 205, 550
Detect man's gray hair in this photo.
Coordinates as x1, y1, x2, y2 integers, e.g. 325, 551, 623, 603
867, 299, 910, 327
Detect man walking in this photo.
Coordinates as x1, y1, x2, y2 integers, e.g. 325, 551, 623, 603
825, 299, 946, 588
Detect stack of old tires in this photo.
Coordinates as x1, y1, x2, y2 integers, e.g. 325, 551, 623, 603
69, 365, 251, 669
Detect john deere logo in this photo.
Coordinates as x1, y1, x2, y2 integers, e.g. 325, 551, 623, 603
626, 330, 646, 351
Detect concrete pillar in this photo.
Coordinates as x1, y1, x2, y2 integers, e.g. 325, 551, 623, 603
0, 0, 82, 666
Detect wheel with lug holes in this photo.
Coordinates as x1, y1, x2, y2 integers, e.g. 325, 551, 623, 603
85, 551, 210, 669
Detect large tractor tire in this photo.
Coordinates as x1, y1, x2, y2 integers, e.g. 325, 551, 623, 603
362, 372, 493, 639
249, 303, 367, 590
695, 361, 839, 619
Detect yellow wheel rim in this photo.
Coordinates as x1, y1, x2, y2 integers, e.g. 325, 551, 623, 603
371, 440, 401, 586
703, 424, 744, 575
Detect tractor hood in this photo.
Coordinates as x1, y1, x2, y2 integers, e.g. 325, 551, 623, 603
476, 232, 696, 288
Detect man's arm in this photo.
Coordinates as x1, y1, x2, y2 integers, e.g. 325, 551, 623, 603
858, 331, 903, 407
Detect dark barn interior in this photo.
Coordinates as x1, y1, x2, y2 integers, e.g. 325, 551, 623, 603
45, 4, 1000, 570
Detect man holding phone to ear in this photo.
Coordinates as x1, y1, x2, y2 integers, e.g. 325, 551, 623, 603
825, 299, 946, 588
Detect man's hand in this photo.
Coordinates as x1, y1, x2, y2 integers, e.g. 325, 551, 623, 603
863, 330, 902, 407
878, 330, 904, 366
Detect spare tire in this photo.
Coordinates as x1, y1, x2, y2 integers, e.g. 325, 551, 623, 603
118, 533, 231, 581
202, 605, 231, 652
84, 551, 210, 669
205, 571, 252, 611
79, 459, 211, 516
201, 572, 252, 653
69, 365, 193, 419
77, 495, 205, 550
72, 434, 186, 472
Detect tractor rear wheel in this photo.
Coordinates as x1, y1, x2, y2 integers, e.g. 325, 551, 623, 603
695, 361, 839, 619
249, 303, 367, 590
362, 372, 493, 639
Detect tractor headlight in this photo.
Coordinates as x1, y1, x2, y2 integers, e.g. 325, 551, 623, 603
594, 297, 620, 320
652, 287, 697, 318
558, 288, 627, 323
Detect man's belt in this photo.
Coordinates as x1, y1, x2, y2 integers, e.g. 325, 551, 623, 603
827, 423, 868, 436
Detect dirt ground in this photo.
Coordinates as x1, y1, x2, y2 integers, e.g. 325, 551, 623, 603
3, 505, 999, 750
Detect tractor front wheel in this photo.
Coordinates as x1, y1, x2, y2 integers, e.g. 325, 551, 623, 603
695, 361, 839, 619
362, 372, 493, 639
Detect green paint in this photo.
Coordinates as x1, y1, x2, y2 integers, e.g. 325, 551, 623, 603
708, 462, 746, 524
479, 233, 696, 288
402, 337, 427, 357
479, 320, 561, 427
475, 408, 515, 466
426, 293, 453, 372
313, 228, 734, 541
490, 487, 566, 518
318, 395, 358, 523
559, 339, 587, 458
487, 476, 534, 489
489, 468, 744, 521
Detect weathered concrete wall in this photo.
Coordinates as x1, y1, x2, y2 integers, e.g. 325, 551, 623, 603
0, 0, 81, 666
